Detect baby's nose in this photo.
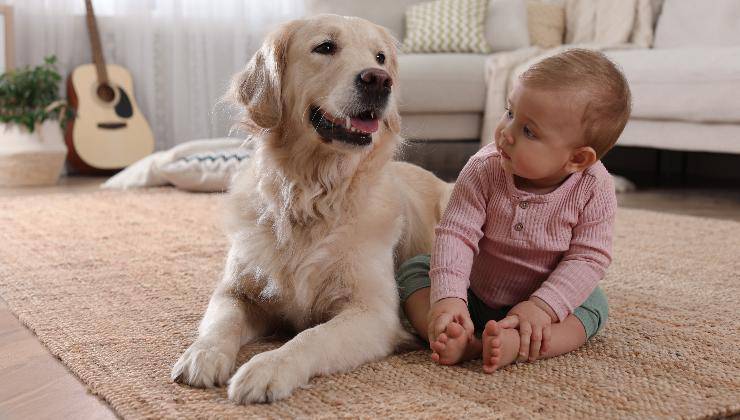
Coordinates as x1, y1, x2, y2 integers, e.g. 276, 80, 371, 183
500, 129, 514, 144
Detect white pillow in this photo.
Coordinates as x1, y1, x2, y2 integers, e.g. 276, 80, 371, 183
102, 137, 251, 191
159, 149, 252, 192
654, 0, 740, 48
485, 0, 531, 52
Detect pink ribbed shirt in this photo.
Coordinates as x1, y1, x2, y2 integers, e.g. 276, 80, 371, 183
430, 144, 617, 321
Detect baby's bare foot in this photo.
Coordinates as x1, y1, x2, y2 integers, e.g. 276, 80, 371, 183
481, 320, 520, 373
430, 322, 470, 365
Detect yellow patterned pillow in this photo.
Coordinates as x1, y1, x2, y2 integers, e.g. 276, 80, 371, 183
402, 0, 492, 53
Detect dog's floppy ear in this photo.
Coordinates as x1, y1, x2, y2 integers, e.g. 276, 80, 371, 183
231, 20, 300, 130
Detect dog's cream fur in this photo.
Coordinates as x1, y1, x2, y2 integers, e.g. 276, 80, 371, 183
171, 14, 452, 404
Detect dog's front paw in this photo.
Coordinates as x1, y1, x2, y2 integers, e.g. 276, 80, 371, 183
227, 350, 307, 404
171, 341, 235, 388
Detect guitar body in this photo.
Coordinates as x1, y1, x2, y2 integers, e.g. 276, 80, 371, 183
66, 63, 154, 173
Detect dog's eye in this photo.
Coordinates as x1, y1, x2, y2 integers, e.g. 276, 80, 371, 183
312, 41, 337, 55
376, 52, 386, 65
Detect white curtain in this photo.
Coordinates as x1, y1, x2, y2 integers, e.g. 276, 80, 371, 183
4, 0, 304, 150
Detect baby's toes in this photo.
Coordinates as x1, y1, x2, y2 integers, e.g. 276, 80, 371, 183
483, 320, 501, 338
445, 322, 465, 339
483, 348, 500, 373
430, 339, 447, 355
482, 359, 498, 373
488, 351, 500, 364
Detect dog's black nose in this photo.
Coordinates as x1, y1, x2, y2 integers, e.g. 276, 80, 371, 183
356, 68, 393, 93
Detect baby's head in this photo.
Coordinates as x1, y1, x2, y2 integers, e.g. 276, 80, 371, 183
494, 49, 631, 185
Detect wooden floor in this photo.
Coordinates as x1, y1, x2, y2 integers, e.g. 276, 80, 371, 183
1, 176, 739, 419
1, 177, 118, 420
0, 298, 117, 420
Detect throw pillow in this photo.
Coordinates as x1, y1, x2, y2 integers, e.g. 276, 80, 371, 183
402, 0, 492, 53
101, 138, 249, 191
159, 149, 252, 192
526, 0, 565, 48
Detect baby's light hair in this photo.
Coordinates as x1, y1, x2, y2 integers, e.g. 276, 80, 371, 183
519, 49, 632, 159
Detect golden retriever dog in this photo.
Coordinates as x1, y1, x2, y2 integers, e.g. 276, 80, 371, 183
171, 14, 452, 404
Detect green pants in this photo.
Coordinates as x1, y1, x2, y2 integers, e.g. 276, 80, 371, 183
396, 254, 608, 339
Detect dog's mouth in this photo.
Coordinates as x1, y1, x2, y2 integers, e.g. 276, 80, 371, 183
309, 106, 380, 146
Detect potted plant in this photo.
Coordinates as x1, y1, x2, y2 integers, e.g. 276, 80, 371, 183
0, 56, 72, 187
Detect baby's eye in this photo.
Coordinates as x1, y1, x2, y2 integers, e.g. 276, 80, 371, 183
505, 107, 513, 120
523, 125, 536, 139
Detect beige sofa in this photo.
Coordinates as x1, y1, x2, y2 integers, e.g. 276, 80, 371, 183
606, 0, 740, 155
305, 0, 740, 168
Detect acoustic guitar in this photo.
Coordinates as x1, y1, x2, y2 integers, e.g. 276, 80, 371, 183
65, 0, 154, 174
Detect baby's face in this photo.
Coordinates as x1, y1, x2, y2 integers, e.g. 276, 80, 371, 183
494, 82, 587, 184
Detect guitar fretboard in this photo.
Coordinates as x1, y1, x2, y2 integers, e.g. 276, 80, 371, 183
85, 0, 108, 85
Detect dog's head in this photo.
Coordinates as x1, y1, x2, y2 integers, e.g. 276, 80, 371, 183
231, 14, 401, 152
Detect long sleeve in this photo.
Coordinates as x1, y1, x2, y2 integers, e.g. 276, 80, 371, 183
530, 175, 617, 321
429, 155, 491, 304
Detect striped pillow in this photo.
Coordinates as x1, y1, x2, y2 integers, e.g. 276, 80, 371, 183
160, 149, 252, 192
402, 0, 492, 53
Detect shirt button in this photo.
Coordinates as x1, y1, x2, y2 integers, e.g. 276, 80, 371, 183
519, 201, 529, 209
514, 223, 524, 231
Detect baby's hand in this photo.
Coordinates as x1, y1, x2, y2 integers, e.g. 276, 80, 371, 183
499, 299, 554, 362
427, 297, 474, 343
426, 298, 474, 365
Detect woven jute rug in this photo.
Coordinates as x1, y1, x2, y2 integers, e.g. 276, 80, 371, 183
0, 189, 738, 419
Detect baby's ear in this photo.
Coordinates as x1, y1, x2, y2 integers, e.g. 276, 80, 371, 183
568, 146, 598, 172
229, 20, 301, 130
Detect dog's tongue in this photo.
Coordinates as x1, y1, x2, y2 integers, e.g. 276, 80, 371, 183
350, 118, 379, 134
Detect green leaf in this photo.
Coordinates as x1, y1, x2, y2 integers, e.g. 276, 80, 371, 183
0, 55, 67, 133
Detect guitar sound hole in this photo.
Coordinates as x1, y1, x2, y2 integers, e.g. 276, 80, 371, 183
96, 83, 115, 102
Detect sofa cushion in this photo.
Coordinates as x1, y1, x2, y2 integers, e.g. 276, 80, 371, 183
305, 0, 530, 52
485, 0, 531, 52
304, 0, 420, 39
620, 119, 740, 154
654, 0, 740, 48
401, 113, 483, 140
397, 54, 487, 113
402, 0, 491, 53
606, 47, 740, 124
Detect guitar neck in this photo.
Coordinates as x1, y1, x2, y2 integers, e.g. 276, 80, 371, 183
85, 0, 109, 85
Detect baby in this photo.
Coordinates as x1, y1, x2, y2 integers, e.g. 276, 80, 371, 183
396, 49, 631, 372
